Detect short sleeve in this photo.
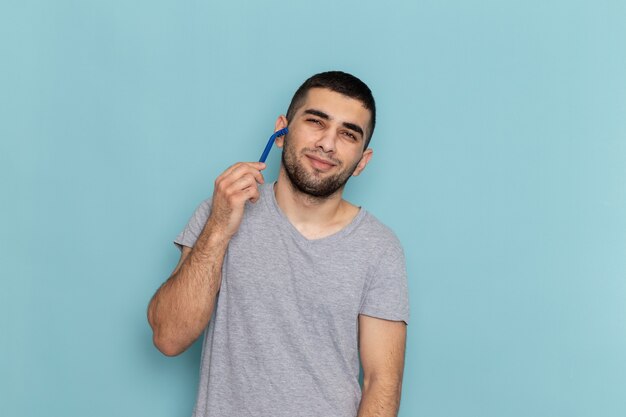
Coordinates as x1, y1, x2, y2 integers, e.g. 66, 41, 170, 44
359, 244, 410, 325
173, 198, 212, 251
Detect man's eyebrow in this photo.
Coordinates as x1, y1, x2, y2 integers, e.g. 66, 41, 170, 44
303, 109, 330, 120
342, 122, 364, 138
303, 109, 365, 138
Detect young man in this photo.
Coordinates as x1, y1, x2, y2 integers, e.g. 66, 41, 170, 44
148, 71, 409, 417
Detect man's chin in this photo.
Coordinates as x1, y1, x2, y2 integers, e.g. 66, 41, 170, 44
293, 178, 346, 199
281, 152, 350, 198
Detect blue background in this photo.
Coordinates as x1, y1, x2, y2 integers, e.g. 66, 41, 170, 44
1, 1, 625, 416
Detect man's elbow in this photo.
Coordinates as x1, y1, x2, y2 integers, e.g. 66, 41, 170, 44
148, 310, 187, 356
152, 332, 187, 357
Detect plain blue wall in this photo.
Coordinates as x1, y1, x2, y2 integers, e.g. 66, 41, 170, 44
2, 1, 625, 416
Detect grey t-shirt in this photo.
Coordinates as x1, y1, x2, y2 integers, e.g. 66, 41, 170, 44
174, 182, 409, 417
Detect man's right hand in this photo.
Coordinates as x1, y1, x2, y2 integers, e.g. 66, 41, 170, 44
148, 161, 266, 356
207, 162, 266, 240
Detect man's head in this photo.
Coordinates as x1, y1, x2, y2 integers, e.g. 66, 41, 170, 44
274, 71, 376, 199
286, 71, 376, 148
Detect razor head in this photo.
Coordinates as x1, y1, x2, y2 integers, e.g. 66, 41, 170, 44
274, 127, 288, 137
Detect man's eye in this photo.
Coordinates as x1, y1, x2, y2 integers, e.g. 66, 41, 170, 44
343, 131, 357, 140
307, 118, 322, 125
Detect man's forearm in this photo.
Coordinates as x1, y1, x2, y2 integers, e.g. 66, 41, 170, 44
148, 222, 229, 356
357, 379, 402, 417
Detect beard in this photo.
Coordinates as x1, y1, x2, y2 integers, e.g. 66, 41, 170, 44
281, 133, 361, 199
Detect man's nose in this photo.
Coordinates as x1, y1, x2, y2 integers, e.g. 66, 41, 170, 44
314, 130, 337, 153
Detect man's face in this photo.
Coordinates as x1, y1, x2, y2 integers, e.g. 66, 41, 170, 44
277, 88, 373, 198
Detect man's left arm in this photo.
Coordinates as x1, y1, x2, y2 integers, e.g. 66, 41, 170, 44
357, 314, 407, 417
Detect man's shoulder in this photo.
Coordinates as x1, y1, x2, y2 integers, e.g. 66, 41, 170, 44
355, 209, 404, 255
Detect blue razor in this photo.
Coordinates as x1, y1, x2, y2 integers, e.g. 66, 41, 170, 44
259, 127, 288, 163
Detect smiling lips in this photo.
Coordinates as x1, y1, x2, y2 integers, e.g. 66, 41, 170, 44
305, 154, 338, 171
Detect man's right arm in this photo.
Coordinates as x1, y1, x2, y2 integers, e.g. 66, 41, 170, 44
147, 162, 266, 356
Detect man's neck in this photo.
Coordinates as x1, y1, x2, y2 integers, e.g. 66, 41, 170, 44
274, 168, 359, 240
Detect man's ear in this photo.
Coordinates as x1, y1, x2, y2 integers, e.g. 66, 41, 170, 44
352, 148, 373, 176
274, 115, 288, 148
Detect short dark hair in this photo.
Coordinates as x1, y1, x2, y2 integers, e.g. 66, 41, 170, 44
285, 71, 376, 148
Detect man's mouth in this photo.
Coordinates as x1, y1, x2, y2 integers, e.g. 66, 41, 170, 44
305, 154, 338, 171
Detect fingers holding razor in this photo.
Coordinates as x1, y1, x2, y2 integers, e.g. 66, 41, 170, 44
209, 162, 266, 239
